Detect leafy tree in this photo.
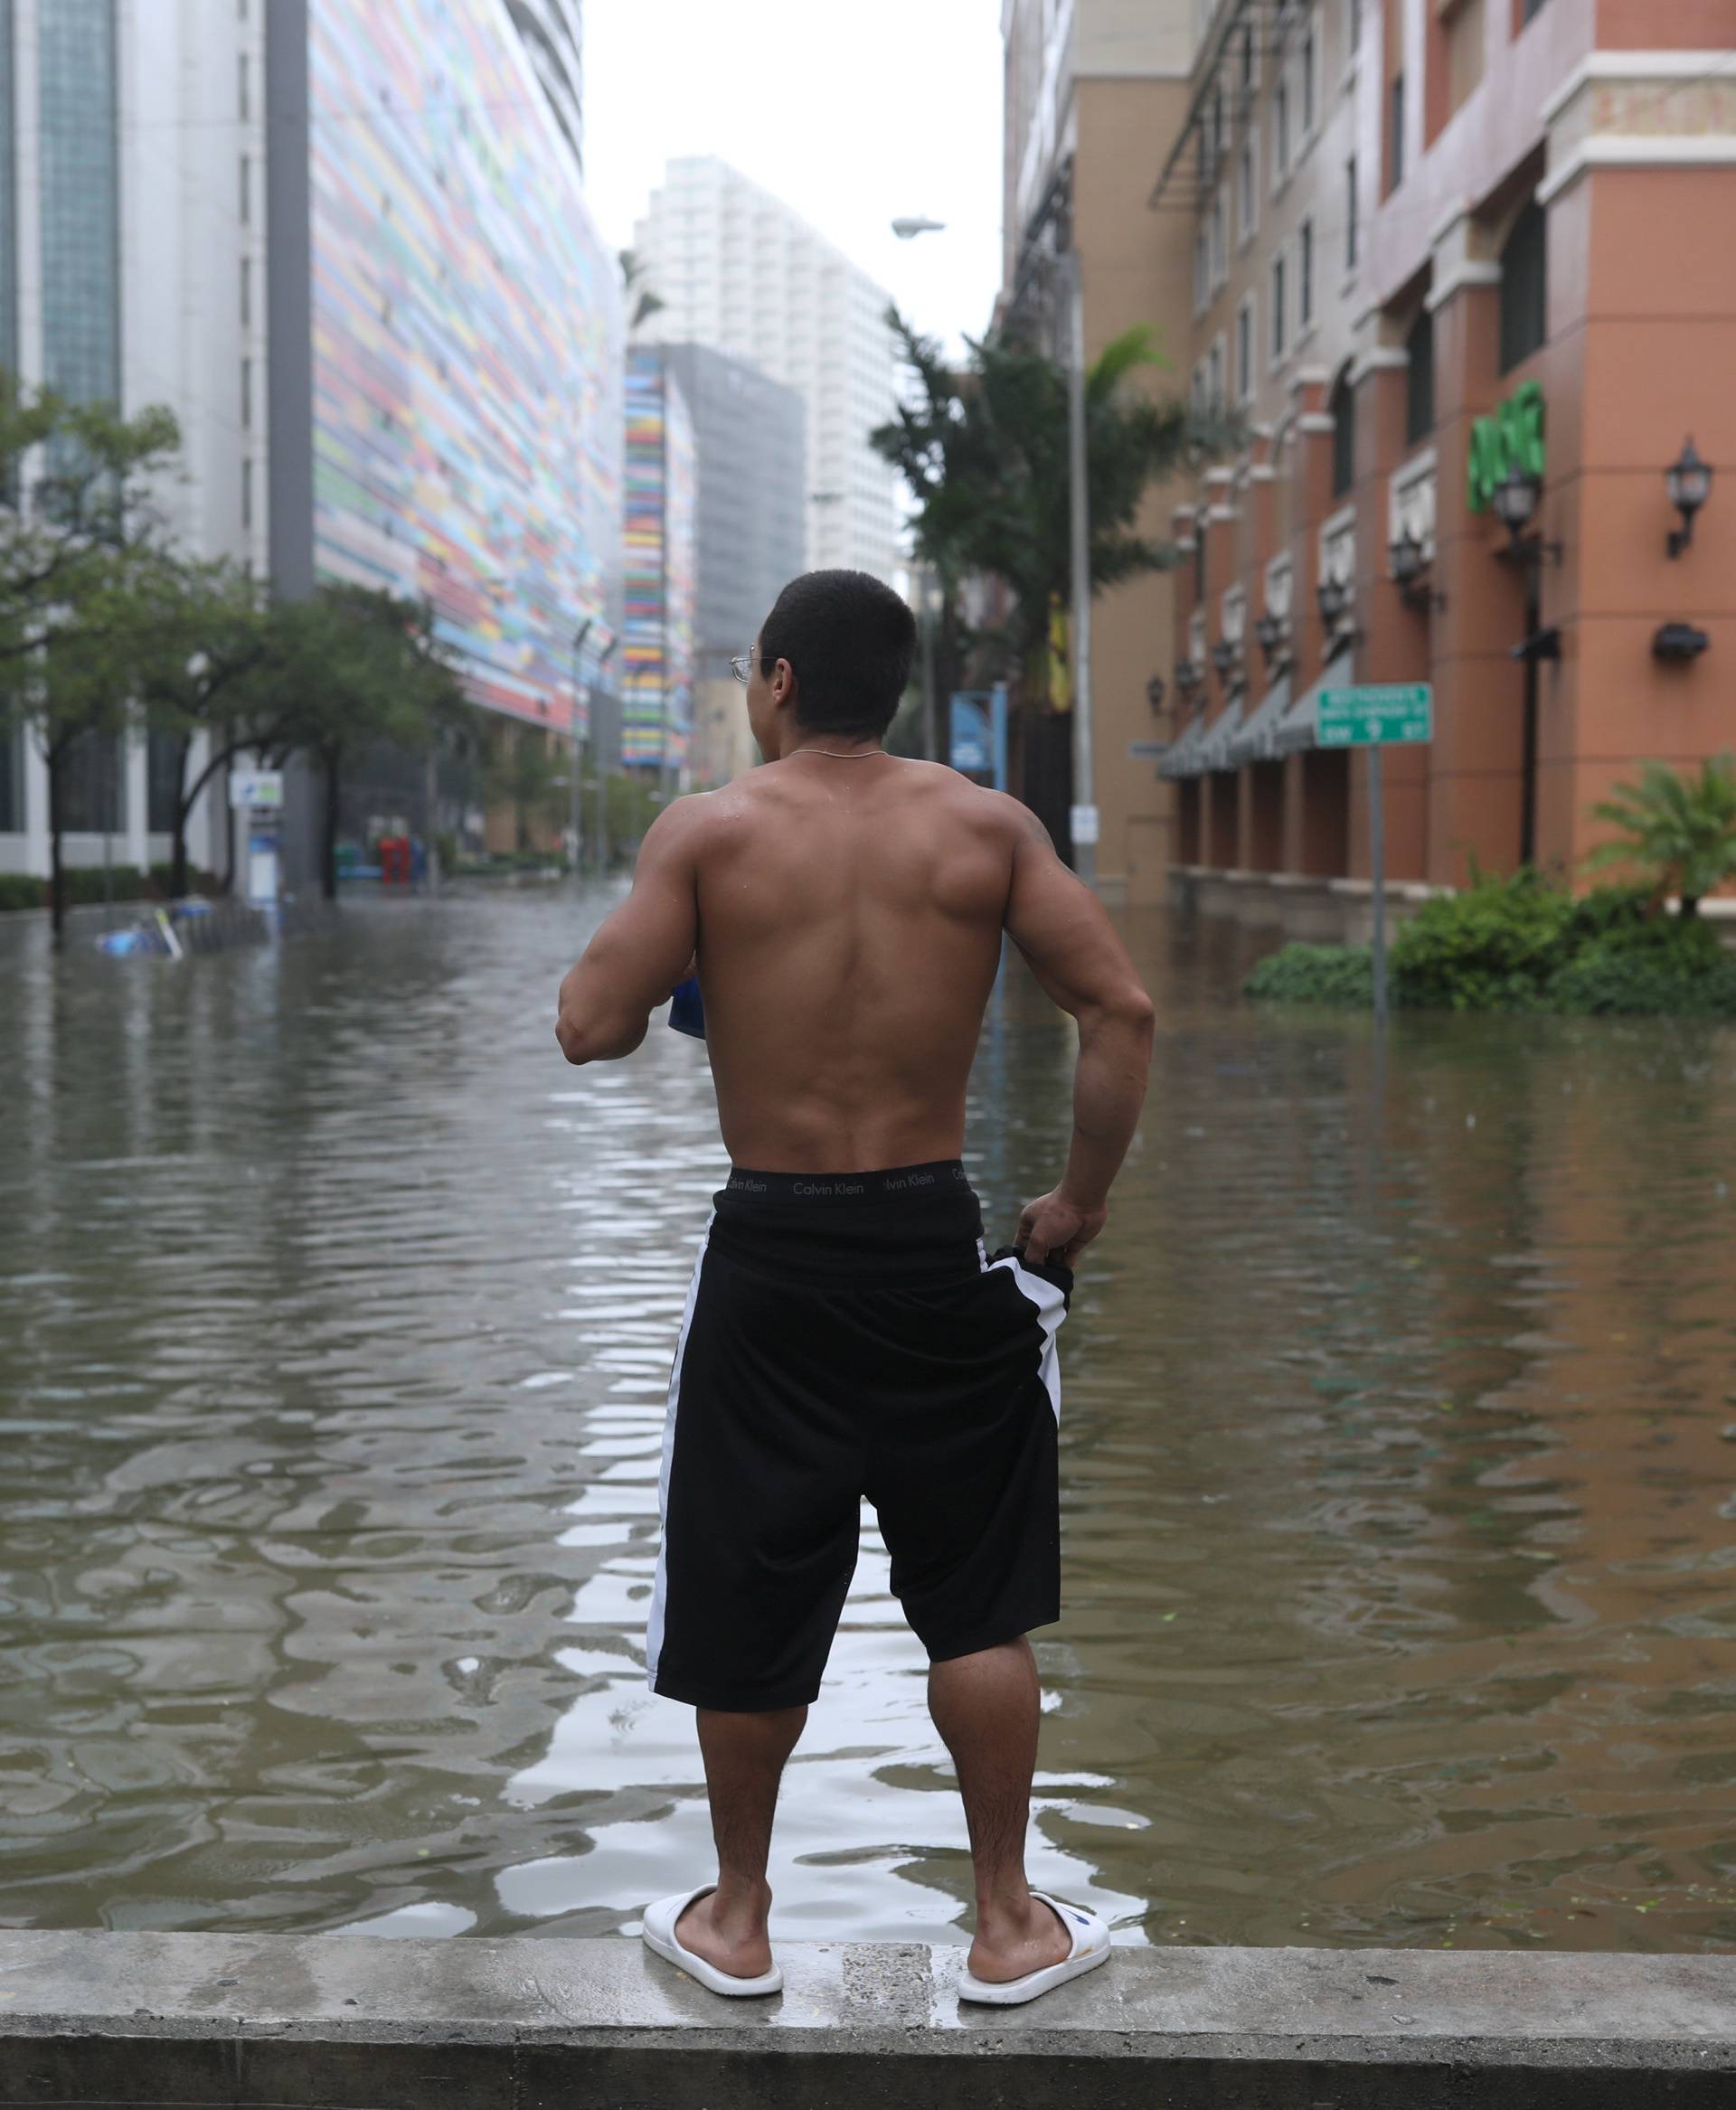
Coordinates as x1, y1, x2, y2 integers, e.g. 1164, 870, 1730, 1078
0, 376, 183, 936
1585, 753, 1736, 917
124, 558, 278, 899
251, 584, 469, 900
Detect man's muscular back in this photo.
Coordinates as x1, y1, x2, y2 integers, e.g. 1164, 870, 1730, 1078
693, 757, 1018, 1170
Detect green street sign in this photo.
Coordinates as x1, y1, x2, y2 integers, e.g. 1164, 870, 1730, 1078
1317, 683, 1433, 747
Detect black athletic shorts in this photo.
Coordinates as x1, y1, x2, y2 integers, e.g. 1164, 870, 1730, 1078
644, 1160, 1071, 1711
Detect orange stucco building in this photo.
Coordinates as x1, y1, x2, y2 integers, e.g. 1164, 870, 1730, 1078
1154, 0, 1736, 906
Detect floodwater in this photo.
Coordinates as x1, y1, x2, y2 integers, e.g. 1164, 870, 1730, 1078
3, 886, 1735, 1956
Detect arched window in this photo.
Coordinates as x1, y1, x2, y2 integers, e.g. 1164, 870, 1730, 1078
1498, 197, 1547, 372
1404, 306, 1435, 447
1329, 368, 1354, 497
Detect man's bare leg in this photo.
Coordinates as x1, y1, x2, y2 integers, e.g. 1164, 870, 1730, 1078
928, 1637, 1072, 1981
672, 1703, 807, 1976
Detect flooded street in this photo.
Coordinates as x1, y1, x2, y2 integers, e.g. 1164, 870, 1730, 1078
3, 886, 1735, 1955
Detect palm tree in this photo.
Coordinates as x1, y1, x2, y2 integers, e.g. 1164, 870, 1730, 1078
1586, 752, 1736, 916
872, 308, 1232, 833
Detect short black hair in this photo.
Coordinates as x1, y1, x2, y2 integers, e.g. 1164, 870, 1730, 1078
758, 569, 917, 740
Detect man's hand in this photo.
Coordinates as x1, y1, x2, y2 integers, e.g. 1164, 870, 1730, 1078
1016, 1189, 1108, 1268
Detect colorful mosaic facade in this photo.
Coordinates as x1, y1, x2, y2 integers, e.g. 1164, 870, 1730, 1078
622, 349, 696, 773
308, 0, 620, 732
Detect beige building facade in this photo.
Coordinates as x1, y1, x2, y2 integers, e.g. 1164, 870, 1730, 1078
1000, 0, 1198, 904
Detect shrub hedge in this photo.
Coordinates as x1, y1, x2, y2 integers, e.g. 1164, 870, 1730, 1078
0, 865, 221, 913
1245, 875, 1736, 1017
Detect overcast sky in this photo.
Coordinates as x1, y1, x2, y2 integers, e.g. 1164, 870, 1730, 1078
583, 0, 1006, 359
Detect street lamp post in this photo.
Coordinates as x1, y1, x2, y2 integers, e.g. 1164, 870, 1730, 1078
592, 635, 618, 876
570, 617, 592, 881
1062, 238, 1096, 888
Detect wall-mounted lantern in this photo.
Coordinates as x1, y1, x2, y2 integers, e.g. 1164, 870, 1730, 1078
1665, 438, 1713, 558
1253, 610, 1288, 668
1316, 575, 1351, 628
1211, 636, 1240, 690
1174, 659, 1202, 703
1491, 462, 1563, 569
1388, 530, 1446, 612
1653, 622, 1710, 663
1146, 674, 1167, 711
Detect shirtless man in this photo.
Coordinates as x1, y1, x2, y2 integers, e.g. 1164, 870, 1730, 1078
555, 569, 1154, 2005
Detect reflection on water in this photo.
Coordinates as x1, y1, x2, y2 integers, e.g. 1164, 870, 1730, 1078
3, 890, 1735, 1953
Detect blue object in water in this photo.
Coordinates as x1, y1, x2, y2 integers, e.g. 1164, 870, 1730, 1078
668, 975, 706, 1040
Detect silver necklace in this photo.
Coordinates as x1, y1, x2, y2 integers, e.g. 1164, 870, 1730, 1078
787, 746, 887, 761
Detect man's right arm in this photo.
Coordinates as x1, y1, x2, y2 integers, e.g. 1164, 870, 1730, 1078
1000, 803, 1156, 1266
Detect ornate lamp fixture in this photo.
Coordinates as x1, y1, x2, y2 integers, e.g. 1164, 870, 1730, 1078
1665, 437, 1713, 558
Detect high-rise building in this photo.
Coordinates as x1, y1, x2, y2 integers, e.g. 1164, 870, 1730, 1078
633, 156, 901, 585
286, 0, 620, 739
0, 0, 620, 891
0, 0, 260, 886
622, 348, 697, 782
504, 0, 584, 175
999, 0, 1196, 901
655, 344, 805, 787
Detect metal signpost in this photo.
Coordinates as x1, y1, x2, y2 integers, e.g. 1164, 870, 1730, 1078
1316, 683, 1434, 1029
228, 768, 286, 916
948, 686, 1009, 791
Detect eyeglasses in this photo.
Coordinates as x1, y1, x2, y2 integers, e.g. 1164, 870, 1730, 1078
729, 651, 756, 684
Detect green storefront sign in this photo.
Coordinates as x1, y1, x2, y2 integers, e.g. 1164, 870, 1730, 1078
1467, 379, 1545, 513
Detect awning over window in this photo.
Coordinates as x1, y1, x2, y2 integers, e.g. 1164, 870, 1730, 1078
1270, 650, 1354, 758
1226, 673, 1292, 767
1194, 696, 1247, 774
1156, 708, 1212, 779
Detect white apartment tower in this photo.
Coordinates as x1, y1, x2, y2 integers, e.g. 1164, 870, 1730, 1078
633, 156, 901, 585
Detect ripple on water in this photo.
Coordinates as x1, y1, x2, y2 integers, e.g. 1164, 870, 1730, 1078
2, 894, 1735, 1949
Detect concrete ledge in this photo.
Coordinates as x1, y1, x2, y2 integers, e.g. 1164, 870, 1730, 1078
1, 1930, 1733, 2108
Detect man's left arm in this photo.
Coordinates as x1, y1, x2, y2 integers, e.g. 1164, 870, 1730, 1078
555, 797, 704, 1064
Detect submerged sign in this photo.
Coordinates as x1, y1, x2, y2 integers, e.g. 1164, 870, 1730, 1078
1467, 379, 1544, 513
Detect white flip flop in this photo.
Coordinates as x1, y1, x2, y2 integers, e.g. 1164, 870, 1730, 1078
957, 1889, 1112, 2006
639, 1882, 784, 1998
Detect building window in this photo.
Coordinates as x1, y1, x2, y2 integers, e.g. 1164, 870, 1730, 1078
1236, 295, 1254, 401
146, 727, 181, 835
0, 716, 21, 833
1349, 0, 1362, 48
1192, 362, 1207, 418
1498, 196, 1547, 371
0, 0, 16, 394
1301, 15, 1316, 136
1208, 339, 1224, 413
1238, 137, 1256, 238
1275, 72, 1290, 176
241, 355, 251, 429
1329, 369, 1354, 495
40, 0, 119, 433
237, 51, 248, 121
1241, 22, 1256, 91
1270, 250, 1287, 360
1404, 306, 1435, 445
1520, 0, 1548, 20
58, 730, 125, 834
240, 154, 250, 224
241, 255, 251, 327
1298, 218, 1315, 328
1345, 154, 1360, 266
1194, 225, 1210, 311
241, 456, 252, 529
1387, 71, 1405, 193
1211, 187, 1226, 285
